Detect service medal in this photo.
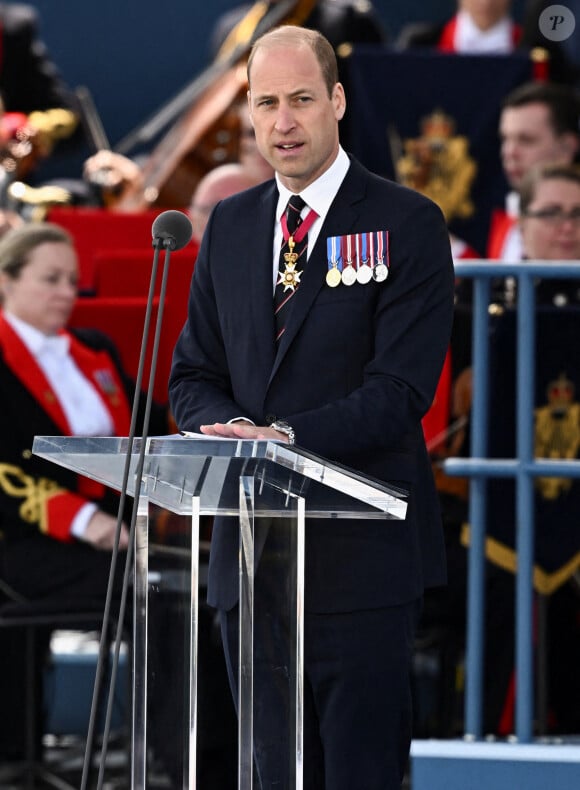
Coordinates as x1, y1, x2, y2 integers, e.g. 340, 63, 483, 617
373, 262, 388, 282
356, 264, 373, 284
326, 235, 342, 287
342, 265, 357, 286
356, 232, 373, 284
341, 234, 357, 286
373, 231, 390, 282
326, 266, 342, 287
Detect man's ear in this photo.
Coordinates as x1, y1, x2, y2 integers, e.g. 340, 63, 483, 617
246, 90, 255, 127
561, 131, 580, 159
333, 82, 346, 122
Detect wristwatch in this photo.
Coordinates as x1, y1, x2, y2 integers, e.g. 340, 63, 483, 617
269, 419, 296, 445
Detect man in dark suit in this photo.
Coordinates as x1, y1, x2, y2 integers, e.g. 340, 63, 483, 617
169, 24, 454, 789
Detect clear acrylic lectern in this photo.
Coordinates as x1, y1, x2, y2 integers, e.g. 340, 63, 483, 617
33, 435, 407, 789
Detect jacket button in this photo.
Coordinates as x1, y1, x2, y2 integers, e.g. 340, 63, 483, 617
265, 414, 276, 425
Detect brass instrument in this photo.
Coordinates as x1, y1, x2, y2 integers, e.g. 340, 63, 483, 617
6, 182, 71, 222
0, 107, 77, 181
0, 107, 77, 222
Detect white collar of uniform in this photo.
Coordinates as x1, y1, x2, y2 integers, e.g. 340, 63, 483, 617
275, 146, 350, 224
505, 190, 520, 218
455, 10, 515, 54
3, 311, 70, 357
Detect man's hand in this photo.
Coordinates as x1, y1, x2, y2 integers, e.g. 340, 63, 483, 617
452, 367, 473, 419
200, 422, 290, 442
83, 149, 144, 206
82, 510, 129, 550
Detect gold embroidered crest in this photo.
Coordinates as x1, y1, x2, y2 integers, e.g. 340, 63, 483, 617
534, 373, 580, 499
392, 109, 477, 223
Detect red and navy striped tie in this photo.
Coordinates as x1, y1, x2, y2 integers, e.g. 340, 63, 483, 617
274, 194, 307, 342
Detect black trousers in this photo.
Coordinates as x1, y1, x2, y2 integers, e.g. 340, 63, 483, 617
219, 521, 421, 790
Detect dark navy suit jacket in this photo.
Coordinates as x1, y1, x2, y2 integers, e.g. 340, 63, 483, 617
169, 157, 455, 614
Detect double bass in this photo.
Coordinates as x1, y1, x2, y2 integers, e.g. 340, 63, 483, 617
104, 0, 318, 210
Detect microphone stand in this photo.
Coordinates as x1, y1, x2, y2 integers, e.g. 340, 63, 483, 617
80, 212, 191, 790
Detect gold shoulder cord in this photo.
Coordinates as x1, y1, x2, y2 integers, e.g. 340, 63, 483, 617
0, 463, 63, 532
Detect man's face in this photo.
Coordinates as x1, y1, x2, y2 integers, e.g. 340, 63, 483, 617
247, 42, 346, 192
500, 103, 576, 190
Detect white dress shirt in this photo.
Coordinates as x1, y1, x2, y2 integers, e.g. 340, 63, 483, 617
230, 147, 350, 426
502, 191, 524, 261
454, 10, 516, 54
273, 146, 350, 288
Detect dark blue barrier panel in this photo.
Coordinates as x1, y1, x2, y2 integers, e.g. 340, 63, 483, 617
340, 49, 533, 254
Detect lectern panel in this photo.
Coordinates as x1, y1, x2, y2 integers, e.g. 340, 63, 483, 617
32, 433, 409, 788
33, 435, 408, 520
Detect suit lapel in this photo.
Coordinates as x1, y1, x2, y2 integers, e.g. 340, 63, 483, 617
269, 162, 367, 383
248, 184, 278, 375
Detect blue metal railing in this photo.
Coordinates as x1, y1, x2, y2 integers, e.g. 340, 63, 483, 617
444, 260, 580, 744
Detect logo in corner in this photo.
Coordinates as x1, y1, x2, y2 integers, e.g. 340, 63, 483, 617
539, 4, 576, 42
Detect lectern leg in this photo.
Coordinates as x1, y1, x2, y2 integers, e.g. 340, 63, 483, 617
238, 476, 305, 790
286, 497, 305, 790
187, 496, 201, 787
132, 494, 201, 789
132, 490, 150, 789
239, 476, 255, 790
293, 497, 305, 790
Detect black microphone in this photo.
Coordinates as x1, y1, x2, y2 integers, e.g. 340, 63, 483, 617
82, 207, 194, 790
152, 208, 193, 250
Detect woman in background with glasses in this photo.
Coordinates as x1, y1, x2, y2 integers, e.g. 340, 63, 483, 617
436, 162, 580, 737
519, 163, 580, 304
484, 160, 580, 735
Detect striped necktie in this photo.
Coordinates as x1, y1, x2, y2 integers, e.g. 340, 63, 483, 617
274, 194, 308, 343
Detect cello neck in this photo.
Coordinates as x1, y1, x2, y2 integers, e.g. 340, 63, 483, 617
75, 85, 111, 152
114, 0, 319, 157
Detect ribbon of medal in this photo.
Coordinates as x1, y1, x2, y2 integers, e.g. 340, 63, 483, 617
326, 235, 342, 287
341, 234, 357, 285
278, 207, 318, 292
373, 230, 389, 282
356, 232, 373, 284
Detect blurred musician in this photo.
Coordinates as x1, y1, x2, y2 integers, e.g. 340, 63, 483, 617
210, 0, 388, 58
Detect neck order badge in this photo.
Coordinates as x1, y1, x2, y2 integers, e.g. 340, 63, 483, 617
274, 194, 317, 342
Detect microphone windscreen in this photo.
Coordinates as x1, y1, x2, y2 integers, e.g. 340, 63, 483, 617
152, 210, 193, 251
